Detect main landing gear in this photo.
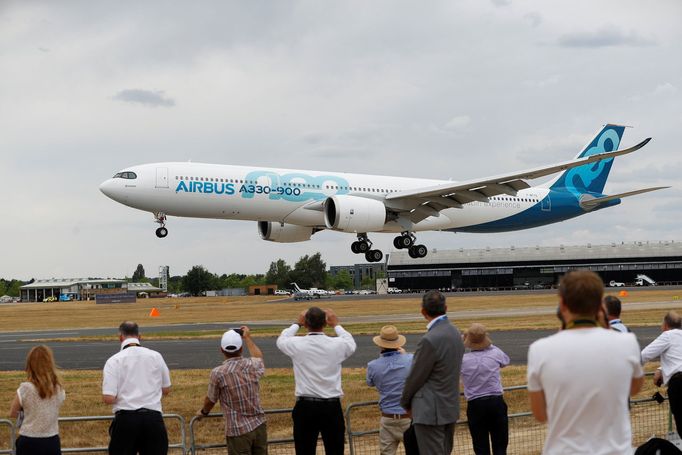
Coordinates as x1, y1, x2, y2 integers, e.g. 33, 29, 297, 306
393, 232, 428, 258
351, 234, 383, 263
154, 212, 168, 238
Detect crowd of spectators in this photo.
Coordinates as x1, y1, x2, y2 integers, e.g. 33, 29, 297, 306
6, 271, 682, 454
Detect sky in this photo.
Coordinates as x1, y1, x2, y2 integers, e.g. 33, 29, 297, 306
1, 0, 680, 280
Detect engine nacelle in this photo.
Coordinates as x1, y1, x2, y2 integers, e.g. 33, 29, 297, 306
324, 195, 387, 233
258, 222, 314, 243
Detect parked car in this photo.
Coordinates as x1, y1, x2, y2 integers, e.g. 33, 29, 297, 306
274, 289, 290, 296
43, 296, 58, 302
387, 287, 402, 294
609, 280, 625, 287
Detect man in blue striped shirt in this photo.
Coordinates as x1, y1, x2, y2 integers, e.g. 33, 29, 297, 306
367, 326, 413, 455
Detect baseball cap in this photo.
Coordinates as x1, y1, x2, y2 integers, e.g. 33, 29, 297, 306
220, 330, 243, 353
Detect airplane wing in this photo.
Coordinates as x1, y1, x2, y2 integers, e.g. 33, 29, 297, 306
579, 186, 670, 210
384, 137, 651, 223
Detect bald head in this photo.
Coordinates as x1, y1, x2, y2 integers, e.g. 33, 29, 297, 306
664, 311, 682, 330
119, 321, 139, 338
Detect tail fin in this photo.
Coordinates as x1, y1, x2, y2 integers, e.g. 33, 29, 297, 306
548, 124, 626, 197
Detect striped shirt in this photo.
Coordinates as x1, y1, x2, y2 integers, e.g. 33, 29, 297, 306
207, 357, 265, 437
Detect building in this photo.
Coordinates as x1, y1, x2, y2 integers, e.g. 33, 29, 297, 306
248, 284, 277, 295
329, 263, 386, 289
20, 279, 162, 302
387, 241, 682, 291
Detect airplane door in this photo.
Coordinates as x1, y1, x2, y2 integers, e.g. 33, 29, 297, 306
156, 167, 169, 189
541, 194, 551, 211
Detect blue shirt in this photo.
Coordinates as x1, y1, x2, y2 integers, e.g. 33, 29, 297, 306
366, 351, 414, 414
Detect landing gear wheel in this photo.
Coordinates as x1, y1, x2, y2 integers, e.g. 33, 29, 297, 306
365, 249, 383, 263
351, 241, 360, 254
155, 227, 168, 238
398, 235, 413, 249
357, 241, 370, 253
393, 237, 402, 249
408, 244, 427, 258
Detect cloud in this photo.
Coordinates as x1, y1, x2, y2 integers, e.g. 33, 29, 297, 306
443, 115, 471, 131
558, 26, 656, 48
113, 89, 176, 107
524, 12, 542, 27
653, 82, 678, 96
490, 0, 511, 7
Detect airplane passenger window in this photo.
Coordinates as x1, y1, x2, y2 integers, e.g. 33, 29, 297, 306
113, 173, 122, 178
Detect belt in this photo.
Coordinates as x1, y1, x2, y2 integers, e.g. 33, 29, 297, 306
381, 412, 410, 419
469, 394, 503, 402
296, 396, 340, 402
115, 408, 160, 415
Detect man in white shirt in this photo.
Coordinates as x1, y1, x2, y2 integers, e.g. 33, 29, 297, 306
527, 271, 644, 455
641, 310, 682, 437
102, 321, 172, 455
276, 307, 356, 455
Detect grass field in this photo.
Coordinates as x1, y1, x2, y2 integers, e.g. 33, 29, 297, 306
2, 289, 681, 336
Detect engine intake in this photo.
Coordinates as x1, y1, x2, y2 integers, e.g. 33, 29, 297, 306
324, 195, 387, 233
258, 222, 315, 243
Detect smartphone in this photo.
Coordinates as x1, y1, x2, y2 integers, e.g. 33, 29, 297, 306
231, 328, 244, 336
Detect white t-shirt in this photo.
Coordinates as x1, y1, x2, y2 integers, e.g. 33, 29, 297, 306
17, 382, 65, 437
276, 324, 356, 398
527, 328, 643, 455
102, 338, 171, 413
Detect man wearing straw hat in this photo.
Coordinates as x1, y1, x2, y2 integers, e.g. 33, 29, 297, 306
461, 323, 510, 455
367, 325, 414, 455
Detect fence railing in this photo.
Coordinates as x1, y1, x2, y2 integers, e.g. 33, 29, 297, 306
1, 388, 673, 454
0, 420, 14, 455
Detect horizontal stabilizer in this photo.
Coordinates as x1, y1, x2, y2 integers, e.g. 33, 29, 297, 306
580, 186, 670, 210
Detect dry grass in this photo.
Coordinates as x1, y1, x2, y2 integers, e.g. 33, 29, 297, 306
0, 364, 663, 453
1, 289, 680, 334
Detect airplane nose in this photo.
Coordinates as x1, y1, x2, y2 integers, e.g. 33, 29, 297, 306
99, 179, 116, 199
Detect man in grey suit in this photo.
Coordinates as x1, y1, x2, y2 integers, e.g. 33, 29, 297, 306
400, 290, 464, 454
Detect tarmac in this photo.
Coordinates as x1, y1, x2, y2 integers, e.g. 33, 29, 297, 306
0, 324, 664, 371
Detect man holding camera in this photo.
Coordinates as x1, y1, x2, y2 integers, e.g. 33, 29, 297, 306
196, 326, 266, 455
276, 307, 357, 455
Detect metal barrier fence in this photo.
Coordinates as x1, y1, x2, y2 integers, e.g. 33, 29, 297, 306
0, 420, 14, 455
0, 414, 186, 455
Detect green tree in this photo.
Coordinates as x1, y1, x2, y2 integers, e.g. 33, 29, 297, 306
183, 265, 213, 296
265, 259, 292, 288
0, 280, 7, 296
332, 269, 353, 290
6, 280, 22, 297
290, 253, 327, 289
132, 264, 146, 282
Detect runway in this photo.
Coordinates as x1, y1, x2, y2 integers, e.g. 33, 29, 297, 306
0, 325, 663, 371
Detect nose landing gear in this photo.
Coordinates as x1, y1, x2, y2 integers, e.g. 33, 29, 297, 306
154, 212, 168, 238
350, 233, 383, 263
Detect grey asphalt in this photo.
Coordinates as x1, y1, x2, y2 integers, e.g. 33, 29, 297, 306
0, 326, 664, 371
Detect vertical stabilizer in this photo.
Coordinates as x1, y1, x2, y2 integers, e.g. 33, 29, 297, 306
548, 124, 626, 198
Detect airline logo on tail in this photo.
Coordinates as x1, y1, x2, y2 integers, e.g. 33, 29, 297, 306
552, 125, 625, 199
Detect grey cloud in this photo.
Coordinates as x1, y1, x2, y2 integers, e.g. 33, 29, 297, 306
558, 26, 656, 48
490, 0, 511, 7
524, 12, 542, 27
113, 89, 175, 107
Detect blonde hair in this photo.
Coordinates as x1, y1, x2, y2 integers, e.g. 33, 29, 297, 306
25, 345, 61, 399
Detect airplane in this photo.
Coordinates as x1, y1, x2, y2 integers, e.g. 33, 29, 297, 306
100, 124, 668, 262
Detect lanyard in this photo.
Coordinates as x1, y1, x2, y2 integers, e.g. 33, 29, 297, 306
566, 319, 598, 330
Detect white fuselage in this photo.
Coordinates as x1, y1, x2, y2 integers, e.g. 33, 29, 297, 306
99, 162, 552, 233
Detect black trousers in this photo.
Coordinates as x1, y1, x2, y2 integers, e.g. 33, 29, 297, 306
292, 398, 345, 455
668, 374, 682, 438
108, 410, 168, 455
16, 435, 61, 455
466, 395, 508, 455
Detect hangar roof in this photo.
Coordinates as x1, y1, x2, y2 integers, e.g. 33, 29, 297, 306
20, 278, 126, 289
388, 240, 682, 267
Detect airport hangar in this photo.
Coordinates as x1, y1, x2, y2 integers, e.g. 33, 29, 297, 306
386, 240, 682, 291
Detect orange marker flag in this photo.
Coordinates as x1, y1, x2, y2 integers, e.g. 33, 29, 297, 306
619, 290, 629, 298
149, 307, 160, 317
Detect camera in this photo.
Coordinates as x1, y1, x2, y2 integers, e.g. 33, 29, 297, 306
231, 328, 244, 336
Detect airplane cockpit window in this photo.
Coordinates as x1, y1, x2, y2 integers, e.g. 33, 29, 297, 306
113, 172, 138, 179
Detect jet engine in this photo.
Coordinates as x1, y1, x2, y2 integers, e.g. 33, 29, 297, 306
324, 195, 387, 233
258, 221, 315, 243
